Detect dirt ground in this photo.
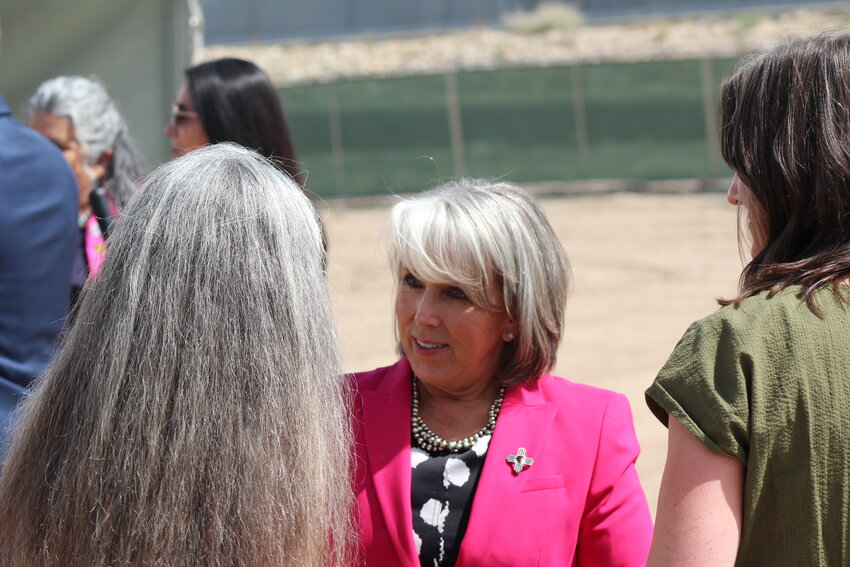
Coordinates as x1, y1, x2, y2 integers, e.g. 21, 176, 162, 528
323, 190, 743, 517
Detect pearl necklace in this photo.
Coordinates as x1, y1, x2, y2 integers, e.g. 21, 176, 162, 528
411, 375, 506, 454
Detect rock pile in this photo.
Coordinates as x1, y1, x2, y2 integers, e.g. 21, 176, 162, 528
200, 9, 849, 87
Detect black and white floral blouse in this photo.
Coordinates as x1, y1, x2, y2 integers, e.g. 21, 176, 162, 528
410, 435, 490, 567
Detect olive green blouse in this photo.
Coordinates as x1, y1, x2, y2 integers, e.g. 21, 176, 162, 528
647, 285, 850, 566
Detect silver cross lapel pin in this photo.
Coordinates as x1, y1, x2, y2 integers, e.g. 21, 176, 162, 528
506, 447, 534, 473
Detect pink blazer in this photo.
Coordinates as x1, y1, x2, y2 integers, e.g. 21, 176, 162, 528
353, 358, 652, 566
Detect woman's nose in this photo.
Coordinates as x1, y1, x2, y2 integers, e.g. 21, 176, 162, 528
413, 291, 440, 328
727, 175, 741, 206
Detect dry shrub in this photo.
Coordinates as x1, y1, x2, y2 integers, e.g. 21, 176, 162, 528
503, 2, 584, 34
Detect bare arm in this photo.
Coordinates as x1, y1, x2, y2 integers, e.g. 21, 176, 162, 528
647, 417, 744, 567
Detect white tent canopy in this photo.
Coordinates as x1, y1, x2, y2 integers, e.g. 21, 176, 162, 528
0, 0, 200, 166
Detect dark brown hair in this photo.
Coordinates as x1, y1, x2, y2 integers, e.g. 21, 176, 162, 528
186, 58, 303, 186
720, 33, 850, 313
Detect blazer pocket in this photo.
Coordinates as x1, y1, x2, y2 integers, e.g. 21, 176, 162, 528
521, 475, 564, 492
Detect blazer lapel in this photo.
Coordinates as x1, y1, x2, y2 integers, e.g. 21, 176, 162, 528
455, 382, 557, 566
361, 359, 419, 566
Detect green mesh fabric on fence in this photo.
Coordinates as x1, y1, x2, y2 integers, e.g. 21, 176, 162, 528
282, 57, 739, 198
281, 75, 453, 198
459, 67, 580, 182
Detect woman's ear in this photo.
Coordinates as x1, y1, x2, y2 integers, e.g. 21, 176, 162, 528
90, 149, 114, 182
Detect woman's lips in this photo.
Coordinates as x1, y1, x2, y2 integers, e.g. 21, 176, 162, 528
413, 337, 448, 354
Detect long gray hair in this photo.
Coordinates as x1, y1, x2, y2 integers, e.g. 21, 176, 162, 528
0, 144, 353, 566
27, 75, 144, 208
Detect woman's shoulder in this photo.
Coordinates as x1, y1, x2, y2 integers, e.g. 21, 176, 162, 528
532, 375, 633, 417
676, 285, 847, 356
350, 358, 411, 392
692, 285, 825, 331
536, 374, 624, 399
529, 377, 641, 460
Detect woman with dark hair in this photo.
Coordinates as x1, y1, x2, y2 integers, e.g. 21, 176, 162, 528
164, 58, 302, 185
647, 34, 850, 566
0, 144, 353, 567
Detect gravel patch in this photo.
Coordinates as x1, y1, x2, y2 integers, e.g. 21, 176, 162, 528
200, 8, 850, 87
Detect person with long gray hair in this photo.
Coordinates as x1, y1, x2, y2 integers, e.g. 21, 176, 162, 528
0, 144, 354, 567
28, 76, 145, 303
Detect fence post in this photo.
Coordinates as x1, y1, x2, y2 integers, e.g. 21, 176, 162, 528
700, 58, 722, 175
570, 65, 591, 178
444, 70, 467, 177
327, 82, 348, 195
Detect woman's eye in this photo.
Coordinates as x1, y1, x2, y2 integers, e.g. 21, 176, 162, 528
446, 286, 468, 300
402, 273, 423, 288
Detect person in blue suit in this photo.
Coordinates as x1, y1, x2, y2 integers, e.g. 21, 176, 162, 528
0, 94, 77, 449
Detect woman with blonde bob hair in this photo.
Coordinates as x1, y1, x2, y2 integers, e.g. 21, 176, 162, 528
353, 179, 652, 566
0, 144, 353, 567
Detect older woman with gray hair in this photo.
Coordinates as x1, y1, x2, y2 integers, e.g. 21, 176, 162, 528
353, 179, 652, 566
28, 76, 145, 303
0, 144, 353, 567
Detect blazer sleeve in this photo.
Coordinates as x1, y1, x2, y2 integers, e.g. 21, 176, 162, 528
576, 393, 653, 567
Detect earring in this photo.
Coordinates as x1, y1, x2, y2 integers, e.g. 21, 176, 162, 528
504, 331, 515, 341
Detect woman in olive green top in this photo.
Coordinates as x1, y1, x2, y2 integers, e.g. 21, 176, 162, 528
646, 34, 850, 566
